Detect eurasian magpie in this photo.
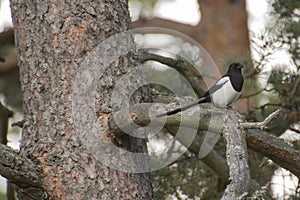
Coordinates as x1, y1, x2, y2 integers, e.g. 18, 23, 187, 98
156, 62, 244, 117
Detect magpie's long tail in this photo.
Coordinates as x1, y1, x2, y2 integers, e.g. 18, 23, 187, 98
156, 96, 210, 118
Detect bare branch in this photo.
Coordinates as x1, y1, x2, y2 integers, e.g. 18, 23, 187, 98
241, 109, 281, 130
138, 50, 205, 97
108, 102, 224, 137
12, 120, 24, 128
0, 144, 45, 199
108, 102, 300, 179
246, 129, 300, 178
221, 110, 250, 199
254, 103, 283, 110
241, 87, 276, 99
240, 88, 265, 98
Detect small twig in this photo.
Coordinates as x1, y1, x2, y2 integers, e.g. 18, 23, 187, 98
241, 89, 265, 98
241, 88, 275, 99
12, 120, 24, 128
241, 109, 281, 130
254, 103, 283, 110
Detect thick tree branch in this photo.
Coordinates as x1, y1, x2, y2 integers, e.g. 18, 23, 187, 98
246, 129, 300, 178
108, 102, 300, 179
0, 144, 45, 199
108, 102, 223, 137
151, 95, 300, 176
108, 103, 229, 182
221, 110, 250, 199
109, 103, 269, 196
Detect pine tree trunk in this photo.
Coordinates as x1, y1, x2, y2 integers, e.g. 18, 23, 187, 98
10, 0, 152, 199
197, 0, 250, 63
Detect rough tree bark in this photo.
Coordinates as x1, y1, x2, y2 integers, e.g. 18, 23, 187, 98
9, 0, 152, 199
221, 110, 249, 199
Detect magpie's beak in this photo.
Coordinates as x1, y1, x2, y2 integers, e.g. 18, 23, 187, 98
238, 64, 245, 69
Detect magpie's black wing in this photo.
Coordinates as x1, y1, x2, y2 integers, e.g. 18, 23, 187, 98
202, 77, 229, 98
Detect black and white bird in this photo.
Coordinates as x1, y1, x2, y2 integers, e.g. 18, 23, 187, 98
156, 62, 244, 117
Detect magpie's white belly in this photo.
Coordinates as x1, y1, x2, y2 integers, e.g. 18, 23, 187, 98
211, 77, 241, 107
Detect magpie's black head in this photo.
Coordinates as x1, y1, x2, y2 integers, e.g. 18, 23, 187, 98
225, 62, 244, 92
227, 62, 244, 73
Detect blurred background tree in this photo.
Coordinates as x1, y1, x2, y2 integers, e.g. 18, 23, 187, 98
0, 0, 299, 199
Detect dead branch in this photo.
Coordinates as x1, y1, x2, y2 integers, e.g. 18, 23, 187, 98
246, 129, 300, 178
241, 109, 281, 130
221, 110, 250, 199
138, 50, 205, 97
108, 102, 300, 180
12, 120, 24, 128
0, 144, 45, 199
